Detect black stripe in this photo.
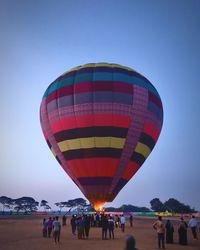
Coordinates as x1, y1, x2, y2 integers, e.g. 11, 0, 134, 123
77, 176, 113, 186
130, 152, 146, 165
54, 126, 128, 142
63, 148, 122, 160
112, 178, 128, 196
46, 139, 51, 149
139, 133, 155, 150
56, 156, 62, 165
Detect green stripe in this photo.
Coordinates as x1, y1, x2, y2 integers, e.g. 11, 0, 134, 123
44, 72, 159, 98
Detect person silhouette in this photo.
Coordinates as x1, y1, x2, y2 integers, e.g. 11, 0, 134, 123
124, 235, 138, 250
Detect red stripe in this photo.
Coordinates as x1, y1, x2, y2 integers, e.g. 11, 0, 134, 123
50, 114, 131, 133
121, 162, 140, 180
143, 122, 160, 141
68, 158, 119, 178
46, 81, 133, 104
46, 85, 73, 103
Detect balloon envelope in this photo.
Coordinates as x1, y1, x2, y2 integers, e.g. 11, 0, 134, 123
40, 63, 163, 210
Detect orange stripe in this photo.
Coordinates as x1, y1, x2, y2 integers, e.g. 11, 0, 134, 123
50, 114, 131, 133
121, 162, 140, 180
143, 122, 160, 141
68, 158, 119, 178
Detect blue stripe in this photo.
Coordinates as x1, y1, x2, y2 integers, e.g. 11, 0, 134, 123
44, 72, 160, 98
148, 102, 163, 120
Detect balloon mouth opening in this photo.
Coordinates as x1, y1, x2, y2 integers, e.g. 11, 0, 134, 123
93, 201, 106, 212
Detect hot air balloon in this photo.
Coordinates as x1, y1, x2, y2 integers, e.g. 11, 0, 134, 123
40, 63, 163, 211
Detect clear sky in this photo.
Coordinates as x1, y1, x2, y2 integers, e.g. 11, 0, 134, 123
0, 0, 200, 210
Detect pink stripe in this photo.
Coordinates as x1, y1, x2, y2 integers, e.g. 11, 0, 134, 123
47, 103, 133, 122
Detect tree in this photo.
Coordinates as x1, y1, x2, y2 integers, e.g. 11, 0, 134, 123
106, 204, 150, 212
119, 204, 150, 212
40, 200, 48, 207
150, 198, 166, 212
55, 202, 65, 212
13, 197, 39, 213
164, 198, 196, 213
150, 197, 196, 213
45, 204, 51, 211
40, 200, 51, 211
71, 198, 87, 211
0, 196, 13, 212
55, 198, 88, 213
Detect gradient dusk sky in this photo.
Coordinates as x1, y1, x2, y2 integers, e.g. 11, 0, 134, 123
0, 0, 200, 210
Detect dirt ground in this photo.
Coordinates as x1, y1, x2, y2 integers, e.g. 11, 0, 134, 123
0, 215, 199, 250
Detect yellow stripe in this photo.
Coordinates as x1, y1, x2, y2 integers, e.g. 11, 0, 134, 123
61, 63, 136, 76
135, 142, 151, 158
95, 137, 110, 148
57, 137, 125, 151
81, 137, 95, 148
110, 137, 125, 148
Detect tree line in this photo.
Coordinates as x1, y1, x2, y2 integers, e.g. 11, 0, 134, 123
0, 196, 90, 214
105, 198, 196, 213
0, 196, 196, 214
149, 198, 196, 213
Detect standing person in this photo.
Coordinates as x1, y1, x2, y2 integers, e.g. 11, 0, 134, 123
101, 214, 109, 240
77, 215, 85, 239
165, 219, 174, 244
93, 213, 97, 227
53, 216, 61, 244
117, 215, 120, 227
70, 215, 77, 235
153, 216, 165, 249
62, 215, 67, 226
120, 214, 126, 232
114, 215, 119, 228
188, 215, 198, 239
178, 217, 188, 245
198, 220, 200, 235
90, 214, 94, 227
98, 213, 102, 227
96, 213, 100, 227
47, 217, 53, 238
84, 215, 91, 239
108, 215, 115, 239
124, 234, 138, 250
129, 214, 133, 227
42, 218, 48, 237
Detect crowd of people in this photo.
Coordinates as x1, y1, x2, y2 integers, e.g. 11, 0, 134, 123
42, 216, 61, 243
153, 215, 199, 249
42, 213, 132, 247
70, 213, 127, 240
42, 213, 199, 249
42, 213, 129, 242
